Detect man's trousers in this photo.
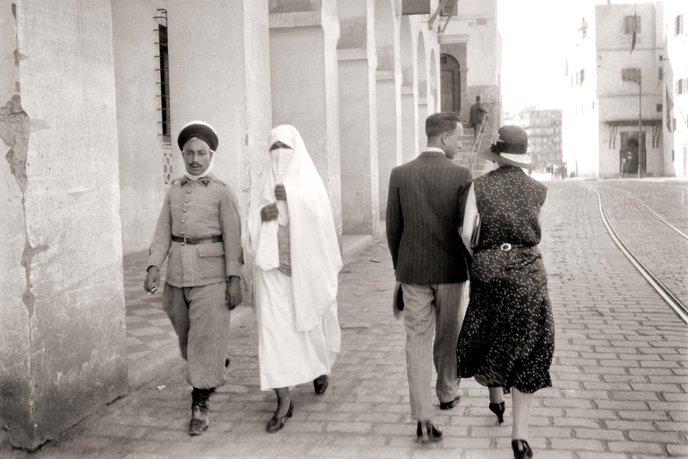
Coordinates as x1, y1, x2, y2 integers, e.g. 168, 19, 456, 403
401, 282, 467, 421
163, 282, 230, 389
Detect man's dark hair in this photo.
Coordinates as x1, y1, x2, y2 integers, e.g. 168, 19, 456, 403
425, 112, 460, 139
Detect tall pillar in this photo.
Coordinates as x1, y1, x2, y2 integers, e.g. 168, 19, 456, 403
375, 0, 401, 219
418, 98, 428, 151
401, 86, 418, 162
167, 1, 271, 212
338, 0, 379, 235
376, 70, 402, 216
269, 0, 343, 235
0, 0, 127, 449
166, 0, 272, 302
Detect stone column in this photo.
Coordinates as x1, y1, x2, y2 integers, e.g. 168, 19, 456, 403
401, 86, 418, 162
418, 97, 429, 151
166, 1, 271, 210
0, 0, 127, 449
376, 70, 402, 217
337, 0, 379, 235
166, 0, 272, 303
269, 0, 343, 236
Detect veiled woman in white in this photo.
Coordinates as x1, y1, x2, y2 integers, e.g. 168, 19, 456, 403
248, 124, 342, 433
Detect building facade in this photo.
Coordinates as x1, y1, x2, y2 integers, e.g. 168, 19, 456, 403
438, 0, 501, 132
524, 110, 563, 173
1, 0, 450, 449
562, 1, 687, 178
661, 0, 688, 177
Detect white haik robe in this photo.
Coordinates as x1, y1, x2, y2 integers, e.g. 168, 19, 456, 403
248, 124, 342, 390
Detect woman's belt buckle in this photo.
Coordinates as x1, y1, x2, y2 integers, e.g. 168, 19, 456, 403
499, 243, 512, 252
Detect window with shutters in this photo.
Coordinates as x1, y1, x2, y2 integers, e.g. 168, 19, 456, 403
621, 68, 641, 83
676, 15, 684, 35
678, 78, 688, 95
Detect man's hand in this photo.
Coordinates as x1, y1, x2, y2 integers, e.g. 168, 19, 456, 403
274, 184, 287, 201
144, 266, 159, 293
261, 203, 278, 222
226, 276, 242, 310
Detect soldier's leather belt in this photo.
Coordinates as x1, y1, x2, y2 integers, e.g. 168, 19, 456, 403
171, 234, 224, 245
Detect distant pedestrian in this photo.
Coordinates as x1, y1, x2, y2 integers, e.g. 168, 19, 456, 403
248, 124, 342, 433
469, 96, 488, 141
458, 125, 555, 459
144, 121, 243, 436
386, 112, 472, 442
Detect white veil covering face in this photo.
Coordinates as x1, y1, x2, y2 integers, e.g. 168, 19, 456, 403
248, 124, 343, 332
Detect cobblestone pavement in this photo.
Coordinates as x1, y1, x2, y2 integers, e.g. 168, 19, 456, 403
5, 181, 688, 458
599, 179, 688, 233
586, 180, 688, 309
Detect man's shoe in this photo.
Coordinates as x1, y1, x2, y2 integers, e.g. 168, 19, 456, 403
189, 401, 209, 435
439, 395, 461, 410
313, 375, 329, 395
416, 421, 443, 443
511, 439, 533, 459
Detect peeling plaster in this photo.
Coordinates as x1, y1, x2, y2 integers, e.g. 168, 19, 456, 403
0, 95, 36, 320
0, 94, 30, 192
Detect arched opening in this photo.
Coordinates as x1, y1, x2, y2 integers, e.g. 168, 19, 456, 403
440, 53, 461, 114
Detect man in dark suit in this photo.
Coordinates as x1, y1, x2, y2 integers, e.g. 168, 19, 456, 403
469, 95, 488, 141
386, 112, 472, 442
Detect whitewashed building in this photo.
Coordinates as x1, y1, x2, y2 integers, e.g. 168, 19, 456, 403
1, 0, 455, 449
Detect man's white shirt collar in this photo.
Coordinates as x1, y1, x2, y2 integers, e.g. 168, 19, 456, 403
423, 147, 446, 156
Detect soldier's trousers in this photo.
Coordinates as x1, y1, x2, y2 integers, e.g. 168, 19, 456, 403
163, 282, 230, 389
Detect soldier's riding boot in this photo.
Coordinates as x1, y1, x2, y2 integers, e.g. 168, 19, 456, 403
189, 388, 213, 435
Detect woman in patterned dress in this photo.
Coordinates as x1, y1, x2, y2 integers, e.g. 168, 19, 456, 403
457, 125, 555, 459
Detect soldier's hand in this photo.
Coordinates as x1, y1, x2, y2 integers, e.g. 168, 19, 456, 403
144, 266, 159, 293
274, 184, 287, 201
261, 203, 278, 222
226, 276, 242, 310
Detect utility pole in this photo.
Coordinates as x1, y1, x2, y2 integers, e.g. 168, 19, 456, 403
637, 72, 642, 179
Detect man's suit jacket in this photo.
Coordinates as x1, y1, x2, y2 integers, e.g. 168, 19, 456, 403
386, 150, 472, 284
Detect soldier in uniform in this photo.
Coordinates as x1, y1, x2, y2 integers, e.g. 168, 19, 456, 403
144, 120, 243, 436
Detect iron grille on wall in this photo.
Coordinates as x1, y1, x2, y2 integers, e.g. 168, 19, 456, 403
155, 8, 172, 184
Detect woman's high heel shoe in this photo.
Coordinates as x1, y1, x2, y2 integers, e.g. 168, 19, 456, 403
511, 439, 533, 459
266, 401, 294, 433
489, 401, 505, 424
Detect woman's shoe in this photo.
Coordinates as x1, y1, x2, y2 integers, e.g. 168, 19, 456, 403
511, 439, 533, 459
266, 401, 294, 433
313, 375, 329, 395
489, 401, 505, 424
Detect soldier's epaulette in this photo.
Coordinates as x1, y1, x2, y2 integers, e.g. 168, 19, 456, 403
210, 177, 227, 187
171, 177, 184, 186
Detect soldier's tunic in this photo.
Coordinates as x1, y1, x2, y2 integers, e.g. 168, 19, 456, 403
147, 174, 242, 389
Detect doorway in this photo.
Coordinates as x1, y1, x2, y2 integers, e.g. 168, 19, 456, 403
619, 131, 646, 176
440, 54, 461, 114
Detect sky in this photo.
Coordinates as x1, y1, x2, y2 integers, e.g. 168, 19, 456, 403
498, 0, 655, 114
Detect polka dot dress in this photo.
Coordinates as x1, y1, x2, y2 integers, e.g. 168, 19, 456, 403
457, 165, 555, 394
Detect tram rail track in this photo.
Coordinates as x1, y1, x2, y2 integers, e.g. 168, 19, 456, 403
608, 183, 688, 241
594, 189, 688, 324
